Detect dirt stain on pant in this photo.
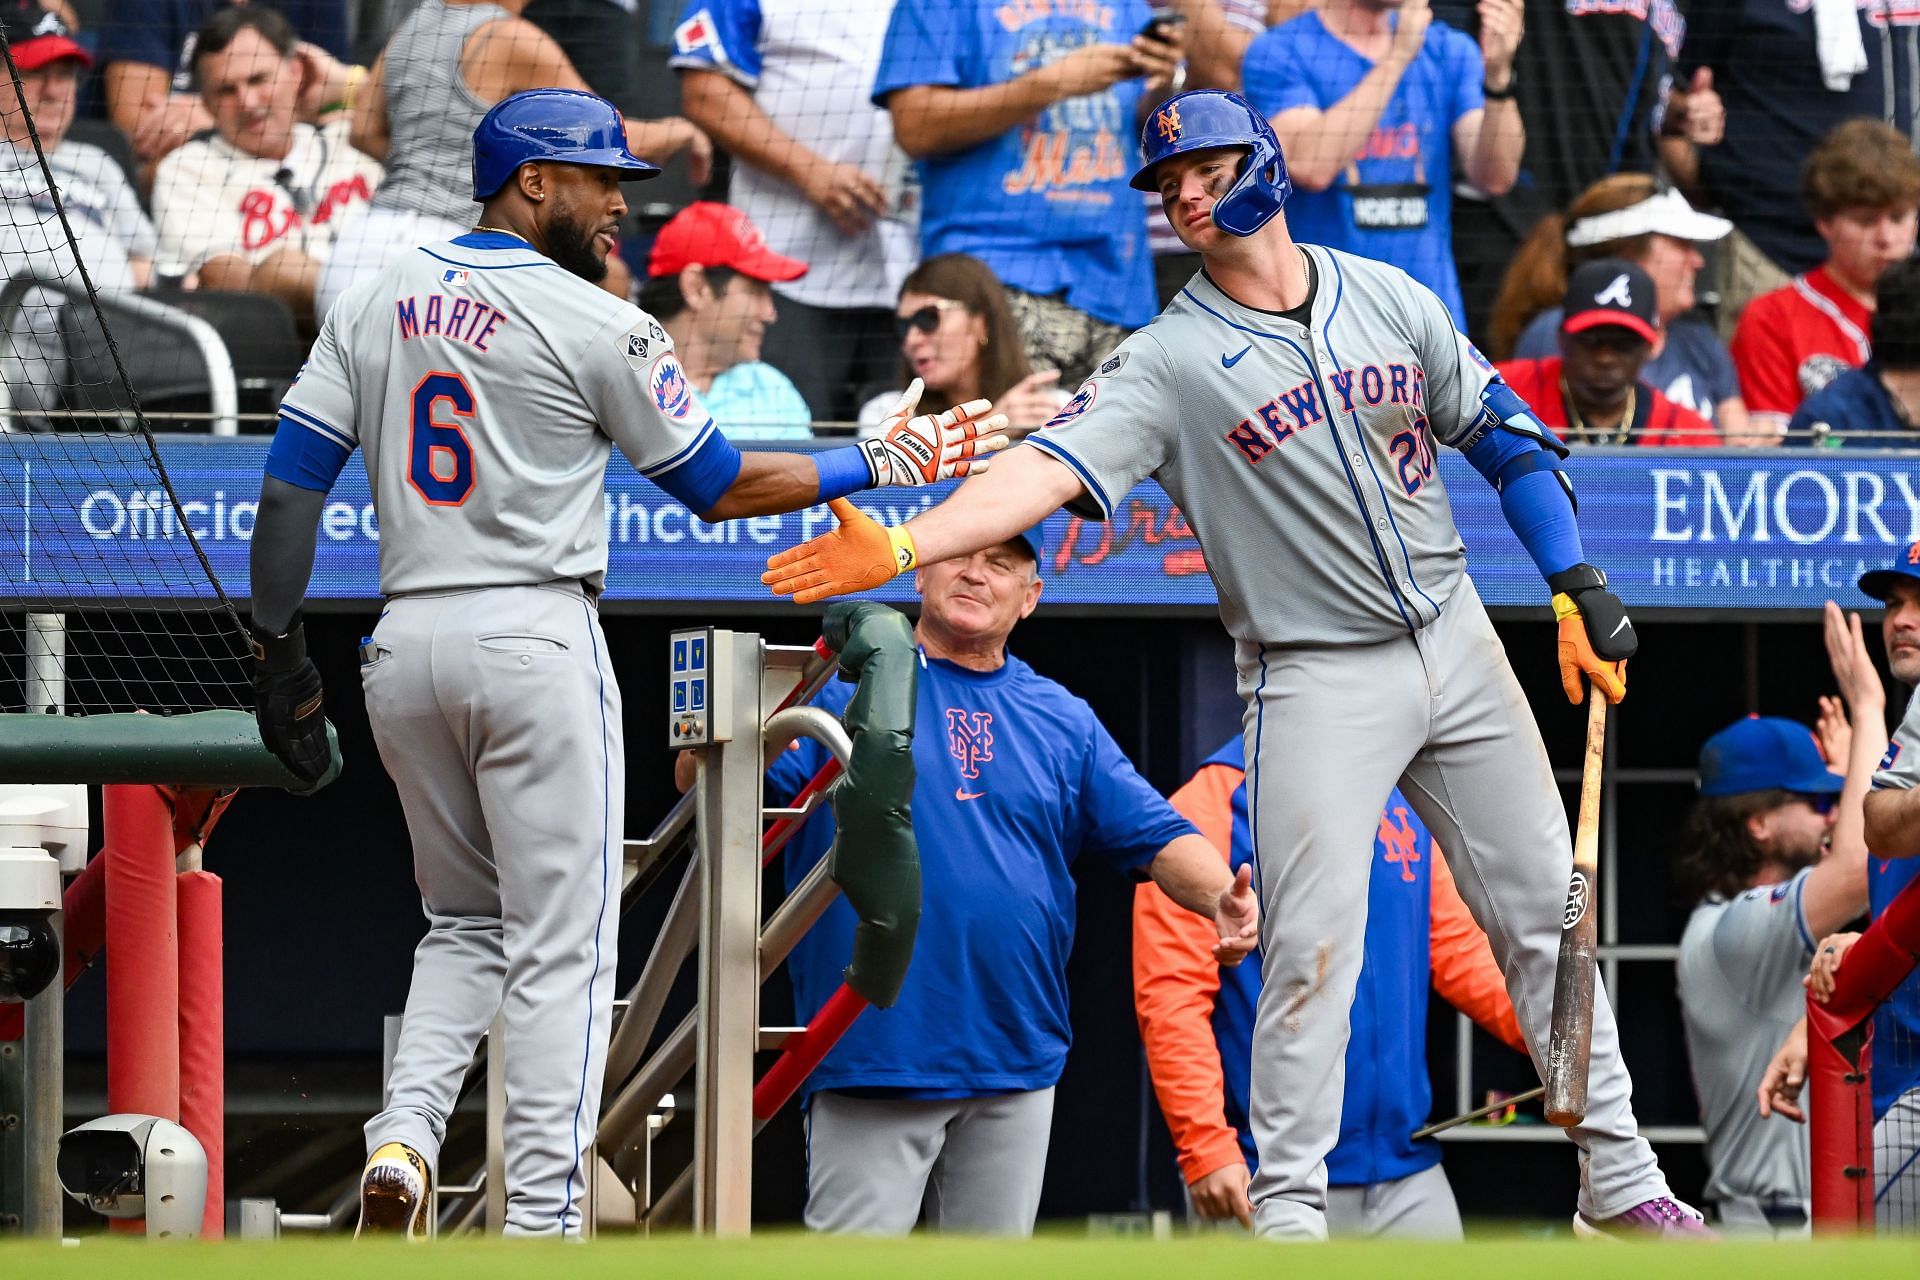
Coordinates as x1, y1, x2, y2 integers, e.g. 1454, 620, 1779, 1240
1281, 940, 1335, 1033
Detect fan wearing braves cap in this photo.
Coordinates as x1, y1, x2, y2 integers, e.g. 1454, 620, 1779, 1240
763, 87, 1705, 1238
1496, 260, 1718, 447
1675, 605, 1885, 1232
680, 523, 1258, 1236
640, 202, 813, 440
246, 87, 1011, 1237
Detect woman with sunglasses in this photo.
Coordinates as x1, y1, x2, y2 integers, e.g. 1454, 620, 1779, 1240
1674, 601, 1886, 1234
859, 255, 1069, 436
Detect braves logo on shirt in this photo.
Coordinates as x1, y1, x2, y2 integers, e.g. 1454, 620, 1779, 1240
650, 354, 693, 419
946, 709, 995, 780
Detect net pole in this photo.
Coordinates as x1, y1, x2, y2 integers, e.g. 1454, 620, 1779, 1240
18, 613, 65, 1236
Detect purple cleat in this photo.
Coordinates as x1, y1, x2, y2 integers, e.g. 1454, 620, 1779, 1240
1573, 1196, 1716, 1239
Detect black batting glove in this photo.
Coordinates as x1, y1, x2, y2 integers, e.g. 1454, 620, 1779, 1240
1548, 564, 1637, 661
249, 614, 331, 786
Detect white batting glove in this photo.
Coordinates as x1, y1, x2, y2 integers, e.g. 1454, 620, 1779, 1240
858, 378, 1012, 488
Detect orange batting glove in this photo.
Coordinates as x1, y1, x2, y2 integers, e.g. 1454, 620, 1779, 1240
763, 498, 918, 605
1549, 565, 1634, 705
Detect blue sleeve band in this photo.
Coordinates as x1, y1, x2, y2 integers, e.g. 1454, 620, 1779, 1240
264, 414, 352, 492
651, 422, 743, 515
812, 444, 874, 503
1497, 468, 1585, 579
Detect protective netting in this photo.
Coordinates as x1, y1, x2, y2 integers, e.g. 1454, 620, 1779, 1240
0, 20, 251, 715
1874, 990, 1920, 1232
46, 0, 1915, 451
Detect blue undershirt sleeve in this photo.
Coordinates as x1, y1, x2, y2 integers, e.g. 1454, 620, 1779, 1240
1458, 384, 1585, 579
264, 415, 352, 492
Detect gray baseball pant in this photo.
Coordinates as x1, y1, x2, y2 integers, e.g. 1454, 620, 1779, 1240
803, 1087, 1055, 1234
1325, 1163, 1462, 1239
359, 583, 624, 1237
1238, 577, 1669, 1239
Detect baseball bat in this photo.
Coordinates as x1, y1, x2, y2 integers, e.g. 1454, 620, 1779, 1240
1410, 1085, 1546, 1142
1544, 686, 1608, 1128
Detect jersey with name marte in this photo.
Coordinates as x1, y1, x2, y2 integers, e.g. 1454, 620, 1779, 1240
279, 231, 719, 597
1028, 246, 1497, 648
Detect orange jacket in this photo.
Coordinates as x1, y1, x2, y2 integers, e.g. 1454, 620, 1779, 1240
1133, 757, 1525, 1185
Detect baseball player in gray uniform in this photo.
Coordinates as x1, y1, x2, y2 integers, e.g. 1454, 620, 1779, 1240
764, 89, 1706, 1239
246, 88, 1006, 1237
1675, 604, 1884, 1233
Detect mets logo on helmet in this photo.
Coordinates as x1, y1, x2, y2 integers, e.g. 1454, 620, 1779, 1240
1156, 103, 1181, 143
650, 354, 693, 419
946, 710, 994, 779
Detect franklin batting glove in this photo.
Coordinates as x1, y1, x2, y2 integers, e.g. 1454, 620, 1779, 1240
763, 499, 917, 604
858, 378, 1012, 487
249, 615, 332, 786
1549, 564, 1635, 705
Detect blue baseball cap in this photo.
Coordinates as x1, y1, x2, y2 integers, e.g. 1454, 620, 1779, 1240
1859, 543, 1920, 600
1014, 524, 1046, 566
1697, 716, 1842, 797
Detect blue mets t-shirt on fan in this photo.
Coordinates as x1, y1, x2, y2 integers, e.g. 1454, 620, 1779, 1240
768, 652, 1192, 1097
1242, 13, 1484, 330
872, 0, 1157, 329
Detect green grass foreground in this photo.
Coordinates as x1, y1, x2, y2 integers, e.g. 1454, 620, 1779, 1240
4, 1232, 1920, 1278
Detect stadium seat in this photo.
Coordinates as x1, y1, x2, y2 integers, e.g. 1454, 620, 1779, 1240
148, 288, 306, 426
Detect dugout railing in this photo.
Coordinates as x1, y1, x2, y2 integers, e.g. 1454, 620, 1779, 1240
414, 604, 921, 1237
1808, 874, 1920, 1233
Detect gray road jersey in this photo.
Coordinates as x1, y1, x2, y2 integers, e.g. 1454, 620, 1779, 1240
280, 236, 716, 596
1875, 692, 1920, 792
1676, 870, 1816, 1208
1028, 246, 1495, 647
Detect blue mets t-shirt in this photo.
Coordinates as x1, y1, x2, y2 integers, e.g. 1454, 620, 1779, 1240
770, 649, 1195, 1096
1242, 13, 1483, 330
871, 0, 1156, 329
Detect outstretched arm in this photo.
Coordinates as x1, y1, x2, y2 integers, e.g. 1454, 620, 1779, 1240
764, 444, 1086, 603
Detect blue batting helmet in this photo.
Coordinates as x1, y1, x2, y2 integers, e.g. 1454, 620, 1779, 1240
471, 88, 659, 201
1128, 90, 1291, 237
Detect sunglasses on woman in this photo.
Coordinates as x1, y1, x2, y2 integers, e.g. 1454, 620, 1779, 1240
895, 298, 967, 339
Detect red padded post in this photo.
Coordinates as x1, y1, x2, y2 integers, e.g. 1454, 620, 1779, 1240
177, 870, 224, 1239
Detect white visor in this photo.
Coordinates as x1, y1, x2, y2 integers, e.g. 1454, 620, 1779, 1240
1564, 189, 1733, 248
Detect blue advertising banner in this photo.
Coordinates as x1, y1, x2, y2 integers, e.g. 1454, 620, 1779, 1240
3, 436, 1917, 612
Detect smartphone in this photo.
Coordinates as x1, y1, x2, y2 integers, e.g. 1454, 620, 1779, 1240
1139, 11, 1187, 40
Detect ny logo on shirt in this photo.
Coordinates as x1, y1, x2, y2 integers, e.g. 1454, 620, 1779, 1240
1379, 807, 1421, 882
946, 709, 995, 779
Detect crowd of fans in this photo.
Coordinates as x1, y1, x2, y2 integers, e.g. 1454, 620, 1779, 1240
0, 0, 1915, 440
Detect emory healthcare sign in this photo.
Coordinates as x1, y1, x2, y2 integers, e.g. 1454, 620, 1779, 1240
2, 439, 1914, 611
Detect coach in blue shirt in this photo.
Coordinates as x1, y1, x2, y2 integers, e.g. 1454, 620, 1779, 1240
765, 525, 1256, 1235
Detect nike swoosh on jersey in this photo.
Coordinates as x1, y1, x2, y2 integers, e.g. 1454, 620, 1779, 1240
1221, 345, 1252, 368
1609, 618, 1630, 638
955, 786, 986, 801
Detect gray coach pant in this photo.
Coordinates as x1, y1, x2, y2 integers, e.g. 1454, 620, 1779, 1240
1238, 578, 1668, 1239
360, 584, 624, 1237
804, 1088, 1055, 1234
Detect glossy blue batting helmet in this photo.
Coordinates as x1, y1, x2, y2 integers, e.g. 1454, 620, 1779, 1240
471, 88, 659, 201
1129, 90, 1290, 237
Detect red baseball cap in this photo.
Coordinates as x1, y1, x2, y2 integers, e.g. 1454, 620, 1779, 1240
2, 2, 91, 71
647, 202, 806, 283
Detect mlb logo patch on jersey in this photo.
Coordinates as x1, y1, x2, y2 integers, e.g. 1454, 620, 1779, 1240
674, 8, 727, 60
442, 268, 470, 287
1464, 340, 1493, 371
1882, 741, 1903, 772
651, 353, 694, 420
1046, 383, 1096, 428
